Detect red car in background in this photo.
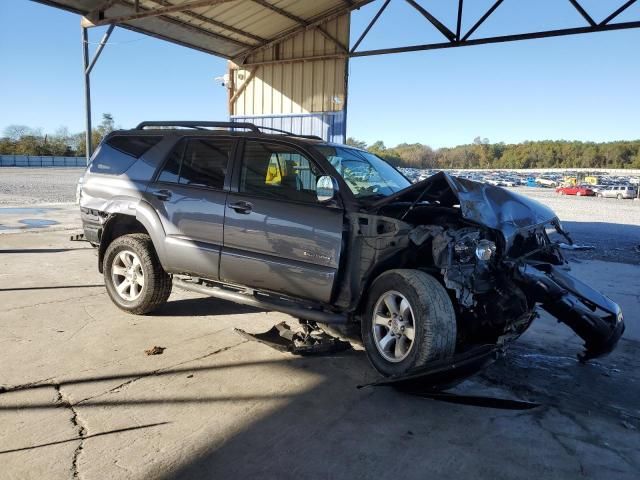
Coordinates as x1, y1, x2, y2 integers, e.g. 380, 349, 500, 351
555, 185, 595, 196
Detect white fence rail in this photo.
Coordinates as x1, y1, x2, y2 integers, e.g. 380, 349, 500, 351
0, 155, 86, 167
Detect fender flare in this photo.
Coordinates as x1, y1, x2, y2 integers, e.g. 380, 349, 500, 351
97, 201, 168, 272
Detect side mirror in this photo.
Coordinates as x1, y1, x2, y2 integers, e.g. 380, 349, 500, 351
316, 175, 338, 203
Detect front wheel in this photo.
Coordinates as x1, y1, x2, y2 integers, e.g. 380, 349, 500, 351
103, 234, 172, 315
362, 270, 457, 377
617, 194, 623, 200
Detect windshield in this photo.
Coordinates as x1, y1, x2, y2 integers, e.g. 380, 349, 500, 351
314, 145, 411, 199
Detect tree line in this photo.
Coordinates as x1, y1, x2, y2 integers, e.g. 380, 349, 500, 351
2, 117, 639, 169
347, 136, 640, 170
0, 114, 115, 157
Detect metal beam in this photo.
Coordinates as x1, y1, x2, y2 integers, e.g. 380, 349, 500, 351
228, 67, 257, 108
250, 0, 307, 25
317, 26, 349, 53
405, 0, 456, 42
461, 0, 503, 42
85, 24, 115, 75
236, 0, 377, 61
149, 0, 266, 43
601, 0, 637, 25
456, 0, 464, 42
113, 0, 253, 50
81, 26, 92, 164
352, 20, 640, 58
242, 54, 346, 68
87, 0, 237, 26
350, 0, 390, 53
250, 0, 347, 52
86, 0, 120, 21
568, 0, 596, 27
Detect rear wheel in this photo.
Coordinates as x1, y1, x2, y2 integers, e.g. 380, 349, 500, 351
617, 194, 623, 200
597, 193, 603, 198
103, 234, 172, 314
362, 269, 456, 377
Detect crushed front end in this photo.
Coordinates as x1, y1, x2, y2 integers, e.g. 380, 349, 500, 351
372, 172, 625, 362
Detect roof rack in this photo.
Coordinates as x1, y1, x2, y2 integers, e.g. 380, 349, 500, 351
134, 121, 323, 140
135, 121, 259, 131
256, 126, 323, 140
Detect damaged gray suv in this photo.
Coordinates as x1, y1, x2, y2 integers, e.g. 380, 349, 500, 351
80, 121, 624, 379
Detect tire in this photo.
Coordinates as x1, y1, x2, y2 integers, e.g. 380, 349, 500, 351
560, 190, 565, 195
597, 193, 603, 198
617, 194, 623, 200
103, 234, 172, 315
576, 191, 582, 196
361, 269, 457, 377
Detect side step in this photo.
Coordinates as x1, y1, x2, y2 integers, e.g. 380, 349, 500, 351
173, 277, 347, 324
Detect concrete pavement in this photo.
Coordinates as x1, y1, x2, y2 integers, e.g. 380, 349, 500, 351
0, 230, 639, 479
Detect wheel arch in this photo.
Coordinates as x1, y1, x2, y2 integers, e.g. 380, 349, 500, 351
98, 213, 158, 273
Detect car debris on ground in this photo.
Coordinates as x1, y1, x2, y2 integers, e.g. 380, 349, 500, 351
144, 346, 166, 355
235, 321, 351, 356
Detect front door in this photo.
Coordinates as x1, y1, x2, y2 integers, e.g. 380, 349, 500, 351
146, 136, 235, 279
220, 139, 344, 304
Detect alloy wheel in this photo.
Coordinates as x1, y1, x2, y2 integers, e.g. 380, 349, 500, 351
111, 250, 145, 301
372, 290, 416, 363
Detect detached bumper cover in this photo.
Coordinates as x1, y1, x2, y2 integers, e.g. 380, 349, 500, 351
517, 263, 625, 361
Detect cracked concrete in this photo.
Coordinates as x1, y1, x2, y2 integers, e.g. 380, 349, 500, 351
1, 230, 639, 479
54, 385, 87, 479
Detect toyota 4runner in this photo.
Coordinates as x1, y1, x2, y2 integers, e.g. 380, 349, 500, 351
79, 121, 624, 378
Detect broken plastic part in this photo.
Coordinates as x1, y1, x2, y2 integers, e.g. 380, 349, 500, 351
358, 345, 500, 391
234, 322, 352, 356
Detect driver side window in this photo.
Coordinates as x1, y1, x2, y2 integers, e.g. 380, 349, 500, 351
240, 141, 322, 203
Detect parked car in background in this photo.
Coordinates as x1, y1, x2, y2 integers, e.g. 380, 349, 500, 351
536, 176, 558, 188
556, 185, 595, 196
597, 185, 638, 199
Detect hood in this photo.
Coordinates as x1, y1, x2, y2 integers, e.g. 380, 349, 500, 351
372, 172, 558, 238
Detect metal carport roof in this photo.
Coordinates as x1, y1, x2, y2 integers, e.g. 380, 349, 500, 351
34, 0, 372, 59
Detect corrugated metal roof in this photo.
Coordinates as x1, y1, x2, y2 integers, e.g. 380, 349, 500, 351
35, 0, 371, 59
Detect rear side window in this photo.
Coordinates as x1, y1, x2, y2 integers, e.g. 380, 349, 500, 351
89, 135, 163, 175
107, 136, 162, 158
157, 138, 233, 190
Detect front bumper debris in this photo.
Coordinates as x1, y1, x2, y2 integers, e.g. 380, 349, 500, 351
517, 263, 625, 361
235, 322, 352, 355
358, 345, 499, 390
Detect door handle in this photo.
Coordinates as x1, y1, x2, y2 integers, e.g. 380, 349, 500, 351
228, 201, 252, 214
151, 189, 172, 201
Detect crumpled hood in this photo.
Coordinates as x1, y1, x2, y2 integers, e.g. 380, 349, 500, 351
372, 171, 558, 238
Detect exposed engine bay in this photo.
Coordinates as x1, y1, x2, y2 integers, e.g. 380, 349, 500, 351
342, 172, 624, 364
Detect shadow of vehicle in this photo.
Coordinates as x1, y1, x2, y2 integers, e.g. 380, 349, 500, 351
1, 315, 638, 479
153, 296, 267, 317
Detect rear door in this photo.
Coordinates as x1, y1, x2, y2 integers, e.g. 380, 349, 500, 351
146, 136, 236, 279
220, 139, 344, 303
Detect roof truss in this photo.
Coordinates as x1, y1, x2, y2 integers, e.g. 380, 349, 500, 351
36, 0, 640, 63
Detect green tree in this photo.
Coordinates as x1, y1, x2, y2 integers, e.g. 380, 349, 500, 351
346, 137, 367, 149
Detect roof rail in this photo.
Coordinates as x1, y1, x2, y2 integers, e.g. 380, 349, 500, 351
135, 121, 259, 132
256, 126, 323, 140
134, 121, 323, 141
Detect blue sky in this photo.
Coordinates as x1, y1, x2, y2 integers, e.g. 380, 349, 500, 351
1, 0, 639, 148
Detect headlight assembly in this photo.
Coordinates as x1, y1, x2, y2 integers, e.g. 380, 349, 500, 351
453, 231, 496, 263
453, 231, 480, 263
475, 239, 497, 261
